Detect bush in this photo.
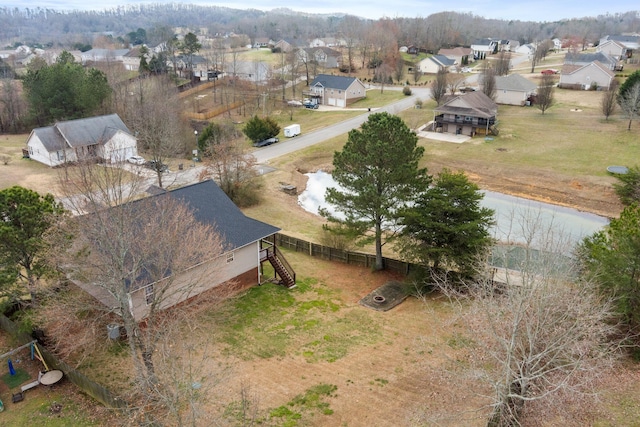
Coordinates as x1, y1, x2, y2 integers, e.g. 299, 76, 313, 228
403, 86, 412, 96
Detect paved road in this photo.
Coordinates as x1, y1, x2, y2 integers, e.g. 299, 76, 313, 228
252, 87, 431, 164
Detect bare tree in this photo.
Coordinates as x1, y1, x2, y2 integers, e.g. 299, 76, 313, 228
601, 81, 619, 121
421, 212, 620, 427
536, 74, 555, 115
447, 73, 465, 95
0, 78, 26, 133
494, 50, 511, 76
52, 163, 229, 424
480, 62, 497, 101
619, 82, 640, 131
124, 75, 185, 188
431, 68, 448, 105
198, 136, 262, 207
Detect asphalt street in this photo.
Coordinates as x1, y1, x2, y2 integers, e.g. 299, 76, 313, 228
252, 87, 432, 164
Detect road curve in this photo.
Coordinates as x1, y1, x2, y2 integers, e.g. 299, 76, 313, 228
252, 87, 431, 164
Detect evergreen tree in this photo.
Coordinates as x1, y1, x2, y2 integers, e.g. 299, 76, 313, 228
321, 112, 430, 270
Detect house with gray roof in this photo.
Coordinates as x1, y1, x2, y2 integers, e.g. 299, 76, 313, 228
418, 54, 457, 74
559, 61, 616, 90
493, 74, 537, 106
73, 179, 292, 321
433, 91, 498, 137
564, 51, 619, 70
26, 114, 138, 167
299, 47, 342, 69
306, 74, 366, 107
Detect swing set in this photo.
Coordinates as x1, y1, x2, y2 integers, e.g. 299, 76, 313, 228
0, 340, 59, 409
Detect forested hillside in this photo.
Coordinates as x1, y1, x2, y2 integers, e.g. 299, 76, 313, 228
1, 5, 638, 49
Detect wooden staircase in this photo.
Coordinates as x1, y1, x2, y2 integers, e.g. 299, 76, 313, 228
264, 246, 296, 288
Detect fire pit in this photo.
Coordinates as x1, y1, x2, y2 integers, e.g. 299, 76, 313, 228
373, 295, 386, 304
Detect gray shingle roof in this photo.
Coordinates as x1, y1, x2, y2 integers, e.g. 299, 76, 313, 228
310, 74, 358, 90
164, 180, 280, 249
495, 74, 537, 92
564, 52, 616, 66
34, 114, 132, 152
435, 91, 498, 119
431, 54, 456, 66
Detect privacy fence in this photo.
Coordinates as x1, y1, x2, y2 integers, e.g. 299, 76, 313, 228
267, 233, 416, 276
0, 314, 127, 409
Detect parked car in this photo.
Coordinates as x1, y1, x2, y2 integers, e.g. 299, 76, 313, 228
304, 101, 319, 109
459, 87, 476, 93
460, 67, 472, 73
287, 100, 303, 107
253, 137, 279, 147
541, 69, 559, 75
127, 155, 145, 165
145, 160, 169, 172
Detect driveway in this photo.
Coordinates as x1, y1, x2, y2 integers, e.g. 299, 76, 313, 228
252, 87, 431, 164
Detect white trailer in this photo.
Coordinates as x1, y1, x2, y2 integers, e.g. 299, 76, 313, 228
284, 124, 301, 137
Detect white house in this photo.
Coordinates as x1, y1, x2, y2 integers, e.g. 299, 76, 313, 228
470, 38, 498, 59
26, 114, 138, 167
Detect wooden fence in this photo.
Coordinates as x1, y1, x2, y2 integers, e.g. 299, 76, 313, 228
0, 315, 127, 409
268, 233, 415, 276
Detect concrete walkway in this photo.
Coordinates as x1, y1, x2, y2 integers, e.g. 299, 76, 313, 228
416, 124, 471, 143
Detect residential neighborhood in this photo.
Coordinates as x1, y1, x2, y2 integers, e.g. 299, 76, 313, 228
1, 4, 640, 426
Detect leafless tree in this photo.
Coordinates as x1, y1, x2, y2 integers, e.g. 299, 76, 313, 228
480, 62, 497, 101
412, 61, 422, 84
124, 74, 186, 188
198, 136, 262, 207
619, 82, 640, 131
338, 16, 363, 76
0, 78, 26, 133
431, 69, 448, 105
536, 74, 555, 115
420, 211, 620, 427
394, 56, 405, 84
51, 163, 230, 424
601, 81, 619, 121
448, 73, 465, 95
494, 50, 511, 76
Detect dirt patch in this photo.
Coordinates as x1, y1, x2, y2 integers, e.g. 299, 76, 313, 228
426, 157, 623, 219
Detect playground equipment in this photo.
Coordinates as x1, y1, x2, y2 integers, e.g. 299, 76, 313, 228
0, 340, 63, 404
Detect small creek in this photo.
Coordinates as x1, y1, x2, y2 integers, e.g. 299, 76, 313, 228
298, 171, 609, 247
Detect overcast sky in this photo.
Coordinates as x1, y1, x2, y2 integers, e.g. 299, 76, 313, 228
9, 0, 640, 22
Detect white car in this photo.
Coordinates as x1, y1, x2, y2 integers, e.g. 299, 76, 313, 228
127, 155, 145, 165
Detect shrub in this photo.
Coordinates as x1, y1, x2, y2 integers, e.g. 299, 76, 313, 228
403, 86, 412, 96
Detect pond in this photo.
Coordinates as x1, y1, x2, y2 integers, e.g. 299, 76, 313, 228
298, 171, 609, 247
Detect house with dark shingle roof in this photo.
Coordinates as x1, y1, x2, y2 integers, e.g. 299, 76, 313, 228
417, 54, 457, 74
493, 74, 538, 106
26, 114, 138, 167
73, 179, 292, 321
306, 74, 366, 107
433, 91, 498, 136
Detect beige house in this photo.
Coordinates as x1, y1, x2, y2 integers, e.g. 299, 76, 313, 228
438, 47, 474, 65
306, 74, 366, 107
559, 61, 616, 90
73, 180, 294, 321
493, 74, 537, 106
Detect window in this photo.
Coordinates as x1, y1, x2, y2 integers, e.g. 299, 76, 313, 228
145, 284, 154, 305
56, 150, 65, 161
464, 116, 473, 122
226, 252, 235, 263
